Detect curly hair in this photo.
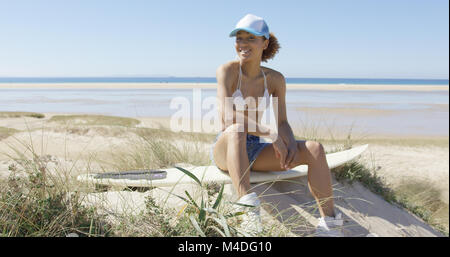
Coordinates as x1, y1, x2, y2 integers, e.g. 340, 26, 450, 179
262, 33, 280, 62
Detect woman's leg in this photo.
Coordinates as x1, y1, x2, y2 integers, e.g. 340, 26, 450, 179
213, 124, 252, 198
252, 140, 335, 218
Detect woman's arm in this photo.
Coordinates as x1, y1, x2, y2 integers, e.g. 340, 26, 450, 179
216, 63, 233, 131
272, 72, 298, 169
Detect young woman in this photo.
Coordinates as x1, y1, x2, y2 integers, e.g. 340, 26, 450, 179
211, 14, 343, 236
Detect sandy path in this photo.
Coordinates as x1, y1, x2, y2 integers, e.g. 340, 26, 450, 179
357, 144, 449, 203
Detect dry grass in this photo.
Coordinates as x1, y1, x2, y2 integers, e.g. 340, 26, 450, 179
0, 113, 447, 236
394, 179, 449, 234
335, 161, 449, 235
47, 115, 140, 127
0, 112, 45, 119
0, 142, 112, 236
0, 127, 20, 140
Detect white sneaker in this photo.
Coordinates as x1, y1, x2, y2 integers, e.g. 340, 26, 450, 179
315, 213, 344, 237
235, 192, 263, 235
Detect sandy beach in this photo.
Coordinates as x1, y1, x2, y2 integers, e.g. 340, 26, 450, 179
0, 110, 448, 236
0, 82, 448, 91
0, 84, 448, 236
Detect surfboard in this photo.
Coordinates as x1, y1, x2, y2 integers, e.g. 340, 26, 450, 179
77, 144, 368, 188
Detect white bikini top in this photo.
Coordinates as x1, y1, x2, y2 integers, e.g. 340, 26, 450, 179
232, 64, 270, 111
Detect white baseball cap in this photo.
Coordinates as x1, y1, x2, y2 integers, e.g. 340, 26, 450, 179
229, 14, 270, 39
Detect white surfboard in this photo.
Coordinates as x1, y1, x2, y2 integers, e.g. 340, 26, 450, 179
77, 144, 368, 188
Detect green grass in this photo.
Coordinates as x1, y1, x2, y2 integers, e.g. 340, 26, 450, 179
0, 112, 45, 119
334, 161, 395, 199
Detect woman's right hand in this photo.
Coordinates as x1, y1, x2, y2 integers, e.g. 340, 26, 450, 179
272, 135, 288, 170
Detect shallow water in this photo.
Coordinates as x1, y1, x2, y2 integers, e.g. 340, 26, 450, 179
1, 88, 448, 136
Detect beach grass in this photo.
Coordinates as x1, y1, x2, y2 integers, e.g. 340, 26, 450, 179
135, 127, 216, 143
0, 114, 447, 236
0, 120, 310, 237
102, 133, 212, 172
88, 124, 315, 237
0, 142, 112, 236
48, 114, 141, 127
334, 161, 449, 235
0, 111, 45, 119
293, 114, 448, 235
0, 127, 20, 140
395, 179, 449, 235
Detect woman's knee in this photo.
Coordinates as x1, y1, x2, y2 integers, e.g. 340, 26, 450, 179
224, 123, 247, 145
293, 141, 324, 165
305, 141, 325, 158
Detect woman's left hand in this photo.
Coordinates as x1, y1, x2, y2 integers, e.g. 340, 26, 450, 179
284, 141, 299, 170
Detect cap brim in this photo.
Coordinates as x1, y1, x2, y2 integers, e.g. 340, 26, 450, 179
229, 28, 265, 38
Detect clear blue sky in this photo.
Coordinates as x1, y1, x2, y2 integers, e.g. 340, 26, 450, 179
0, 0, 448, 79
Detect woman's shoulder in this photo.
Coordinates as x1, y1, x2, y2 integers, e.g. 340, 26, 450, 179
216, 61, 239, 90
261, 66, 286, 94
261, 66, 285, 83
216, 61, 239, 76
215, 61, 239, 92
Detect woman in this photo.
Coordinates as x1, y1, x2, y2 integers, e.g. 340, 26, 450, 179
211, 14, 343, 236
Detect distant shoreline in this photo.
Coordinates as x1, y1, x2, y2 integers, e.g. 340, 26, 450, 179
0, 77, 448, 85
0, 82, 448, 91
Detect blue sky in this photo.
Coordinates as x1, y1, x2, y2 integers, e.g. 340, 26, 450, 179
0, 0, 448, 79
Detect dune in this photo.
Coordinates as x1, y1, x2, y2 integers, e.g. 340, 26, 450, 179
0, 112, 447, 236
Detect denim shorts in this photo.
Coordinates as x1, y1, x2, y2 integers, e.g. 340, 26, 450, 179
209, 131, 269, 171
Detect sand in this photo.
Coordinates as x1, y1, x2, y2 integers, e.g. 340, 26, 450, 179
0, 112, 448, 236
296, 103, 448, 117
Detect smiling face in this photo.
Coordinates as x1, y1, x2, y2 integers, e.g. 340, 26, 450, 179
235, 30, 269, 63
